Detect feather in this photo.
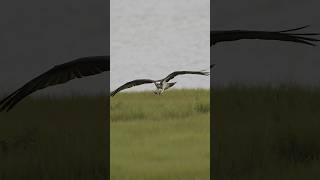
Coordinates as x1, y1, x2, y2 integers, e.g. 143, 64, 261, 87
0, 56, 109, 112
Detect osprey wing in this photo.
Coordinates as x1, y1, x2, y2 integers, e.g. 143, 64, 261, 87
211, 25, 320, 46
111, 79, 155, 97
0, 56, 109, 112
163, 71, 209, 82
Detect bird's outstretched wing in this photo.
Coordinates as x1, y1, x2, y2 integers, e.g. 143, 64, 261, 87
0, 56, 109, 112
211, 25, 320, 46
163, 70, 209, 82
111, 79, 155, 97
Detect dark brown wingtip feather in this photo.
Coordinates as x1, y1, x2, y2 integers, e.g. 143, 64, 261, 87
277, 25, 311, 33
110, 91, 116, 97
289, 35, 320, 46
0, 89, 22, 112
278, 26, 320, 46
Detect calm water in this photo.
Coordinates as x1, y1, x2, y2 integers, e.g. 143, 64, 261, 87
111, 0, 210, 92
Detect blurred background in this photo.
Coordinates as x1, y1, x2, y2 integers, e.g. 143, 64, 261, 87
212, 0, 320, 86
0, 0, 108, 97
211, 1, 320, 179
0, 1, 109, 179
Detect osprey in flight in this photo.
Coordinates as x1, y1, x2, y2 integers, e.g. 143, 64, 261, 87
0, 26, 318, 111
111, 70, 210, 97
0, 56, 109, 112
209, 25, 319, 71
211, 25, 319, 46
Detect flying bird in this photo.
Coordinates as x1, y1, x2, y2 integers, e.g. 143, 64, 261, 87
0, 56, 109, 112
211, 25, 320, 46
111, 70, 209, 97
1, 26, 318, 111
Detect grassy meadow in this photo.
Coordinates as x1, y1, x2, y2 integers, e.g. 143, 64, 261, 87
3, 86, 320, 180
110, 89, 210, 180
213, 85, 320, 180
0, 89, 210, 180
0, 95, 108, 180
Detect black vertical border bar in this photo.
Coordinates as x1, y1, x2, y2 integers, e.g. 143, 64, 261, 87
210, 0, 216, 179
105, 0, 110, 178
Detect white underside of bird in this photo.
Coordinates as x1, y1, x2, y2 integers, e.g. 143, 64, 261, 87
153, 81, 176, 95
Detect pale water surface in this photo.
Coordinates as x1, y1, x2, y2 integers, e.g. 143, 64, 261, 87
111, 0, 210, 92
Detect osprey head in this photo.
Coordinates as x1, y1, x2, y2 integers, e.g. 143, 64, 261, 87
154, 81, 162, 89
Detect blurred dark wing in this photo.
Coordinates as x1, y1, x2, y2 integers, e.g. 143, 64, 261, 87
111, 79, 155, 97
0, 56, 109, 112
163, 71, 209, 82
211, 25, 320, 46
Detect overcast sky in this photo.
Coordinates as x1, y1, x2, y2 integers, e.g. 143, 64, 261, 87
0, 0, 108, 97
212, 0, 320, 86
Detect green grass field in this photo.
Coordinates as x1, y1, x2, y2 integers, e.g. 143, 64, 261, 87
213, 85, 320, 179
111, 89, 210, 180
2, 87, 320, 180
0, 89, 210, 180
0, 95, 108, 180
